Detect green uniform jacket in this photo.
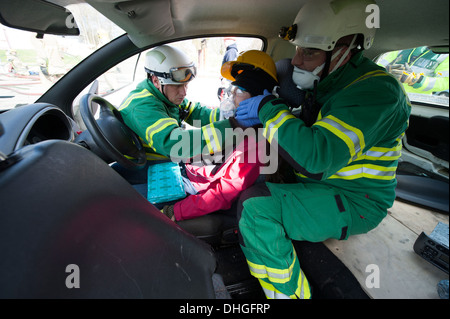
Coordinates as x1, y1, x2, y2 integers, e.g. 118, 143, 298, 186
119, 79, 233, 162
258, 52, 411, 212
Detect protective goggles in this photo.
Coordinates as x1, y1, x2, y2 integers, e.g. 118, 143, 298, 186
146, 64, 197, 83
169, 65, 197, 83
230, 85, 248, 96
295, 46, 323, 61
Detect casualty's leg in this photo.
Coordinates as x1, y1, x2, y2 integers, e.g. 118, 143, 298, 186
236, 183, 311, 299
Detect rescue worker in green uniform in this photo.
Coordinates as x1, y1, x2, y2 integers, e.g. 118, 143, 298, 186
232, 0, 411, 299
114, 45, 234, 191
378, 46, 449, 95
119, 45, 232, 162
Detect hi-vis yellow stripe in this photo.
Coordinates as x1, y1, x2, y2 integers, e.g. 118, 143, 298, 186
314, 115, 365, 162
247, 250, 297, 284
263, 110, 296, 143
295, 164, 397, 180
328, 163, 398, 180
258, 279, 292, 299
119, 89, 153, 111
210, 107, 219, 123
201, 123, 221, 154
344, 70, 390, 89
145, 118, 178, 151
355, 139, 402, 162
247, 249, 311, 299
138, 137, 169, 160
257, 270, 311, 299
295, 135, 403, 180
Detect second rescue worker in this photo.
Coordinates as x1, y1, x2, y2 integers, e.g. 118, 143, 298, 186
234, 0, 411, 299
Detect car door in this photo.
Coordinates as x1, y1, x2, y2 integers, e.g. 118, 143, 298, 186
377, 47, 449, 212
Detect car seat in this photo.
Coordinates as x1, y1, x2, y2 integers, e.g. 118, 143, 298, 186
0, 138, 219, 298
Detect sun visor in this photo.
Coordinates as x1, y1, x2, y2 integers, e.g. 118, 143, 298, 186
89, 0, 174, 40
0, 0, 79, 36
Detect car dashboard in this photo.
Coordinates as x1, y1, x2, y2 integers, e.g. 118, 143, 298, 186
0, 103, 76, 156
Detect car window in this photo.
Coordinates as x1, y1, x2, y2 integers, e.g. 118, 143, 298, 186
71, 54, 141, 130
0, 3, 125, 111
71, 36, 263, 129
176, 37, 264, 108
376, 47, 449, 108
96, 37, 264, 111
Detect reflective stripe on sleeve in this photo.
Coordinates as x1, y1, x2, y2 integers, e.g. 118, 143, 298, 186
314, 115, 365, 161
201, 123, 222, 154
263, 110, 296, 144
145, 118, 178, 151
210, 107, 219, 123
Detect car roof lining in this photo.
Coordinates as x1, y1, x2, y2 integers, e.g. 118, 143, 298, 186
23, 0, 450, 58
87, 0, 175, 38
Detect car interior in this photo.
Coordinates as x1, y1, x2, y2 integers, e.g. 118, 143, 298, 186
0, 0, 448, 299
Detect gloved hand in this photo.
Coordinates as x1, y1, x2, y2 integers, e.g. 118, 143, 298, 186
235, 89, 271, 127
403, 73, 424, 86
390, 69, 424, 86
386, 63, 412, 74
389, 68, 406, 81
386, 63, 413, 81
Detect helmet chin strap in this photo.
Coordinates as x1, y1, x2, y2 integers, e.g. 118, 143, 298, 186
320, 34, 358, 80
319, 49, 341, 81
319, 51, 333, 81
154, 76, 169, 100
330, 34, 357, 73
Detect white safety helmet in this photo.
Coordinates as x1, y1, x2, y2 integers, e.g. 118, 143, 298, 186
145, 45, 197, 85
279, 0, 377, 51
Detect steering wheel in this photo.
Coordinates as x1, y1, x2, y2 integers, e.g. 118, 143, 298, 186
80, 93, 146, 170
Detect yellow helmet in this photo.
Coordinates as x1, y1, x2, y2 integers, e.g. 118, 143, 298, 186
221, 50, 278, 83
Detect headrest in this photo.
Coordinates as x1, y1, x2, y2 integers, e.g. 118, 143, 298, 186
275, 58, 305, 108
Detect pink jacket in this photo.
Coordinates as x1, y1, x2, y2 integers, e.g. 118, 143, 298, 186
174, 136, 265, 221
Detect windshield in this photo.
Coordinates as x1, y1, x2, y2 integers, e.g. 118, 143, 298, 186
0, 3, 124, 111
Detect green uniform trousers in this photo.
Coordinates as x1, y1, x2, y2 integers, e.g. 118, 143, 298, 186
237, 182, 385, 299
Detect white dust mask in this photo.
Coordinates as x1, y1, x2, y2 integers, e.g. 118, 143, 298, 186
292, 41, 353, 90
292, 64, 324, 90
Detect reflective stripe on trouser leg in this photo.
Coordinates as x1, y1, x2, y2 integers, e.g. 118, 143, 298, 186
238, 185, 311, 299
247, 248, 311, 299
